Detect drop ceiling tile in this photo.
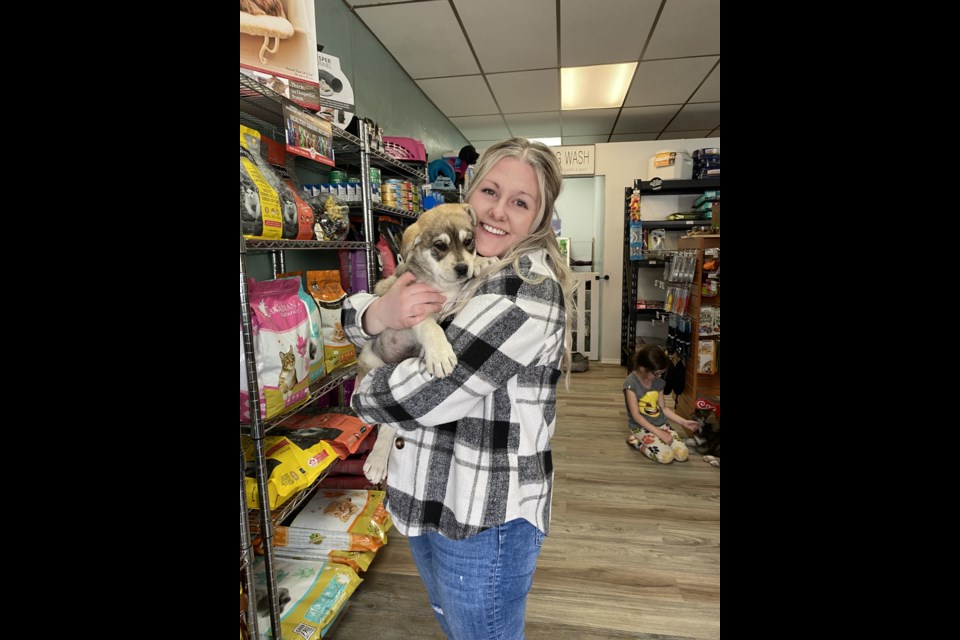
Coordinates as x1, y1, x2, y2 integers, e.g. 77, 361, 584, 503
624, 57, 719, 106
644, 0, 720, 59
468, 141, 501, 155
488, 71, 560, 113
657, 130, 713, 141
709, 128, 720, 137
690, 63, 720, 102
504, 112, 562, 138
356, 1, 479, 78
417, 76, 498, 117
614, 105, 683, 133
343, 1, 395, 6
560, 0, 660, 66
561, 109, 619, 135
610, 133, 660, 142
664, 102, 719, 131
449, 115, 511, 141
454, 0, 557, 73
563, 135, 610, 145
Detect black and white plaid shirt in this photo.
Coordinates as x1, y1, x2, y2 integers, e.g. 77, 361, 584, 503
343, 249, 565, 540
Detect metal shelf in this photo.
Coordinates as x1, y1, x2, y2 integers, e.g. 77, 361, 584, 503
244, 238, 369, 251
249, 460, 341, 530
638, 219, 712, 230
635, 177, 721, 194
240, 73, 425, 181
240, 364, 359, 436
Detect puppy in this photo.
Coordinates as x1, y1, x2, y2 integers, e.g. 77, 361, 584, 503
685, 408, 720, 467
358, 203, 489, 483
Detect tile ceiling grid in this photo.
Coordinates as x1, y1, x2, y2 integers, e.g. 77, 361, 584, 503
348, 0, 719, 148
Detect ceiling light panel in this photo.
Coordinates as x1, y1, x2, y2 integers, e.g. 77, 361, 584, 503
561, 63, 638, 110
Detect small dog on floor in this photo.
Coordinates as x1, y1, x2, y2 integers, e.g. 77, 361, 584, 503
685, 407, 720, 467
358, 203, 493, 483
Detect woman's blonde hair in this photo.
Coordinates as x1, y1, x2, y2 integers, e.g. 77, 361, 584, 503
458, 137, 577, 377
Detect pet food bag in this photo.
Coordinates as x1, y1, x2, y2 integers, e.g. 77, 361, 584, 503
240, 125, 282, 239
272, 490, 392, 555
277, 271, 327, 385
307, 271, 357, 373
278, 413, 374, 459
252, 557, 361, 640
243, 433, 337, 510
248, 277, 313, 420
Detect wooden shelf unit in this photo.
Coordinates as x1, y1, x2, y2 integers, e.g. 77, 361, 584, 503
676, 235, 720, 417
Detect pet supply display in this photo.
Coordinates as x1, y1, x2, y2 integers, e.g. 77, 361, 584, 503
307, 271, 357, 373
248, 277, 313, 420
242, 433, 337, 510
252, 557, 361, 640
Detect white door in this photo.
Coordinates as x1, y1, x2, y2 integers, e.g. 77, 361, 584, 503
572, 272, 601, 360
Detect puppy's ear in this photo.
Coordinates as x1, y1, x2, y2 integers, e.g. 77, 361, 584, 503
400, 221, 422, 262
462, 204, 478, 227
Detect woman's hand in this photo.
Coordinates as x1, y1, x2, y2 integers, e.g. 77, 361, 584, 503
363, 272, 447, 334
682, 418, 700, 432
658, 430, 674, 446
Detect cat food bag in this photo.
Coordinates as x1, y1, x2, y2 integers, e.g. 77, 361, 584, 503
272, 490, 392, 555
307, 270, 357, 372
252, 557, 361, 640
243, 433, 337, 510
261, 135, 317, 240
278, 413, 374, 459
327, 549, 377, 573
277, 271, 327, 384
249, 277, 312, 420
240, 125, 282, 239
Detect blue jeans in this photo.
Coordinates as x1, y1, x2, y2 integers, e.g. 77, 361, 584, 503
407, 519, 545, 640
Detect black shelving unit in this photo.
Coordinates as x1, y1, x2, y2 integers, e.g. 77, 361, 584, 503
635, 177, 721, 194
621, 179, 719, 367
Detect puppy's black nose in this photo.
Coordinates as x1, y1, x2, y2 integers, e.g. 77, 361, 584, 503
454, 263, 468, 278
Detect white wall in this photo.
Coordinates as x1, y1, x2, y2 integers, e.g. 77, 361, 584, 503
555, 176, 604, 269
594, 138, 720, 364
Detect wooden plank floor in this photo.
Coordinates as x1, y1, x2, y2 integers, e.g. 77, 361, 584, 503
331, 363, 720, 639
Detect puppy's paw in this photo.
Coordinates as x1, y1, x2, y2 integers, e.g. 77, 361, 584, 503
424, 343, 457, 378
684, 437, 697, 449
703, 455, 720, 468
363, 448, 390, 484
473, 256, 499, 274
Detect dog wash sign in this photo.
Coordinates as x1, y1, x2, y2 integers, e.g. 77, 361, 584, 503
551, 145, 595, 176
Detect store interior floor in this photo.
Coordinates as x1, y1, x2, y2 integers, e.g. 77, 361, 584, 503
331, 363, 721, 639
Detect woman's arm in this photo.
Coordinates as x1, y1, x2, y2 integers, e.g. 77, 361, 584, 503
341, 272, 447, 348
351, 275, 565, 431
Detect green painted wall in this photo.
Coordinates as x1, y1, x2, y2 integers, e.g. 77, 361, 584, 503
314, 0, 468, 160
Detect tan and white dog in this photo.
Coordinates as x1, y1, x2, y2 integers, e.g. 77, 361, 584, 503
358, 203, 492, 483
